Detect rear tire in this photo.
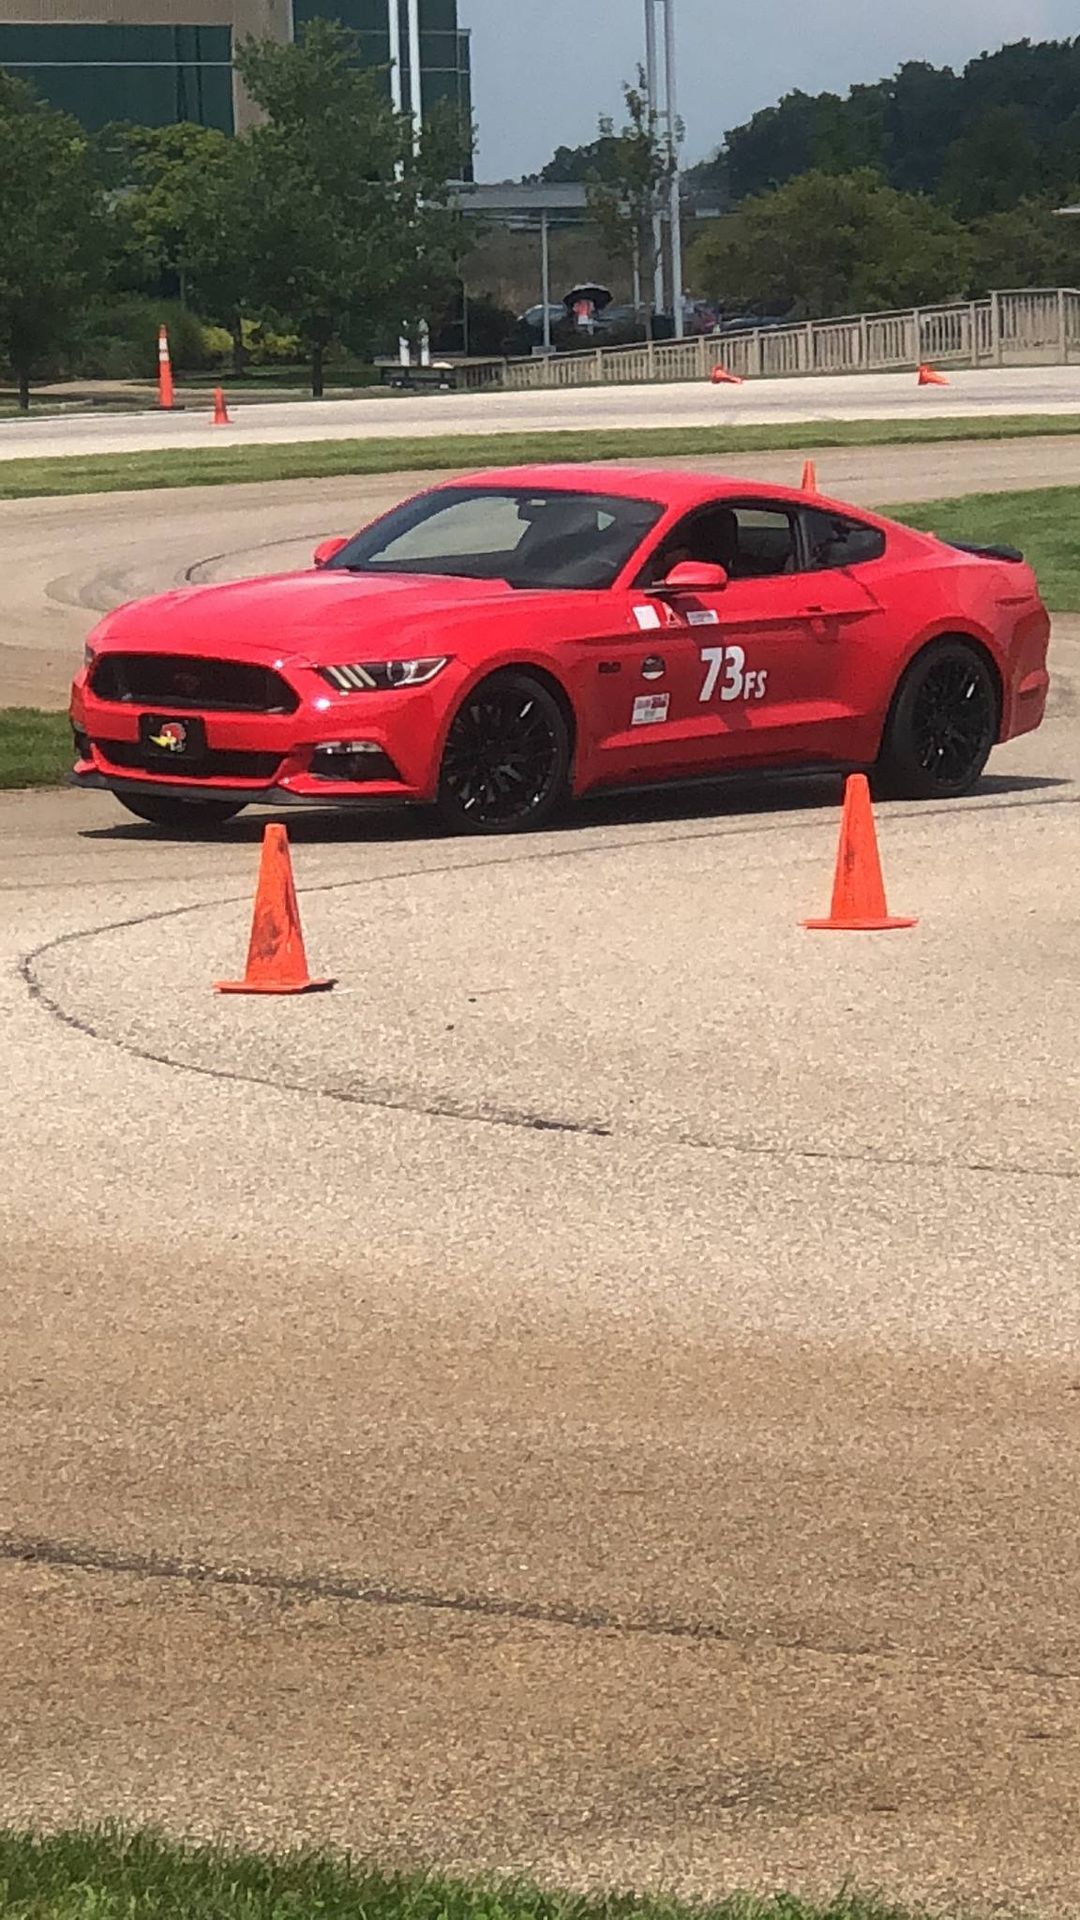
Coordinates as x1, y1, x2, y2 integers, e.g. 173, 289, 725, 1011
876, 639, 998, 800
436, 671, 571, 834
115, 793, 246, 831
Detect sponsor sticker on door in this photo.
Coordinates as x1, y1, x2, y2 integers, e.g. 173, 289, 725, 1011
631, 693, 670, 726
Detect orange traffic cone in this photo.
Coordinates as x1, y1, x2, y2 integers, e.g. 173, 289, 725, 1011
801, 458, 818, 492
803, 775, 917, 932
157, 325, 174, 411
710, 363, 744, 385
211, 386, 230, 426
917, 363, 949, 387
216, 824, 334, 993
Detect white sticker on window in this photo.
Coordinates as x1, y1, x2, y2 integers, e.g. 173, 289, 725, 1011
632, 693, 670, 726
633, 604, 662, 630
686, 608, 720, 626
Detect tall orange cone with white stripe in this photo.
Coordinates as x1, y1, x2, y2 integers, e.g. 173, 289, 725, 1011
157, 325, 174, 410
803, 775, 917, 932
216, 824, 334, 993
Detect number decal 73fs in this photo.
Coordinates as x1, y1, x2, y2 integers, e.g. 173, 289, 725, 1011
699, 645, 769, 703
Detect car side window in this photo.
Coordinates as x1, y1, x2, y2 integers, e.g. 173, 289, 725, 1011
642, 501, 799, 583
803, 508, 886, 570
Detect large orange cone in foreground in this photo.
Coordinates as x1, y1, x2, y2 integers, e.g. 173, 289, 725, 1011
803, 775, 918, 932
157, 325, 174, 410
211, 385, 230, 426
801, 458, 818, 492
710, 363, 744, 385
917, 363, 949, 387
216, 824, 334, 993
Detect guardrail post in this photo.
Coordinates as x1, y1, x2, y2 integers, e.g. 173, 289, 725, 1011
1059, 286, 1068, 363
595, 346, 604, 380
858, 313, 869, 368
968, 301, 978, 366
754, 330, 765, 377
647, 337, 656, 378
805, 321, 814, 373
912, 307, 922, 367
991, 290, 1003, 366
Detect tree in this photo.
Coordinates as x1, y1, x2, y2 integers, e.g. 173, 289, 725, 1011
939, 106, 1045, 219
686, 169, 972, 319
585, 69, 678, 331
0, 73, 103, 408
969, 198, 1080, 294
96, 122, 252, 371
235, 21, 470, 395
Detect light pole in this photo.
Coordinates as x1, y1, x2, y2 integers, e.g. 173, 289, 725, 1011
644, 0, 684, 338
663, 0, 684, 338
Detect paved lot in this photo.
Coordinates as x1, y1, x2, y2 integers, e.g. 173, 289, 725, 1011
3, 363, 1080, 460
2, 439, 1080, 1910
6, 434, 1080, 708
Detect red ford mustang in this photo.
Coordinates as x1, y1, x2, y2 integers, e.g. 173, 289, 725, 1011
70, 465, 1050, 834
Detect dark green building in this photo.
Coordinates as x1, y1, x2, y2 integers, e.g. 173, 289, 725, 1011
0, 0, 472, 155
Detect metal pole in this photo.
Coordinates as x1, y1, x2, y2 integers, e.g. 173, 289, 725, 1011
664, 0, 684, 339
541, 206, 552, 354
388, 0, 410, 368
406, 0, 430, 364
645, 0, 664, 320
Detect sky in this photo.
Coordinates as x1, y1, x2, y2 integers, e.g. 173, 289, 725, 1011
461, 0, 1080, 179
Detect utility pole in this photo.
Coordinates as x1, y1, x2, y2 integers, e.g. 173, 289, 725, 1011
406, 0, 430, 364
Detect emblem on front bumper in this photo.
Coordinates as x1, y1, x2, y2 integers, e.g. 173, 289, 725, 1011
148, 720, 189, 753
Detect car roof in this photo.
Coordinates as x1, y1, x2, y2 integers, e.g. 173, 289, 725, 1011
432, 464, 849, 513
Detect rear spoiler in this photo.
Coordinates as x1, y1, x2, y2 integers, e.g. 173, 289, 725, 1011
945, 538, 1025, 563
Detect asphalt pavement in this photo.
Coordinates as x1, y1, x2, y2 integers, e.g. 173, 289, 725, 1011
2, 437, 1080, 1910
3, 363, 1080, 460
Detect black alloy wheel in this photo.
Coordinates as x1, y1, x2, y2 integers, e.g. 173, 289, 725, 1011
437, 671, 571, 833
876, 640, 998, 800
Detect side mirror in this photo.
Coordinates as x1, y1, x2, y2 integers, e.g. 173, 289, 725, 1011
652, 560, 729, 593
313, 536, 348, 568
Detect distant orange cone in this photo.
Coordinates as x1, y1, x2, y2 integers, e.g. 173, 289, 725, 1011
917, 363, 949, 387
157, 325, 174, 410
803, 775, 917, 932
211, 385, 230, 426
215, 824, 334, 993
710, 363, 744, 385
801, 458, 818, 492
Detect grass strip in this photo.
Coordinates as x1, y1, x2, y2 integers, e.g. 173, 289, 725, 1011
899, 484, 1080, 611
0, 1825, 934, 1920
0, 708, 71, 790
2, 412, 1080, 501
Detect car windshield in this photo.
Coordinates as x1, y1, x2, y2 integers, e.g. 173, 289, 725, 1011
325, 486, 665, 591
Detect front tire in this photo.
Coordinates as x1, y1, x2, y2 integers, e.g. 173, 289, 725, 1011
436, 671, 572, 834
876, 639, 998, 800
115, 793, 246, 832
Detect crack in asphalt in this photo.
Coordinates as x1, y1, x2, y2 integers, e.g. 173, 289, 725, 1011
7, 1530, 1080, 1683
17, 787, 1080, 1182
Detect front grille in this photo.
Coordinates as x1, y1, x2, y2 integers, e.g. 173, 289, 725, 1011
95, 741, 283, 782
90, 653, 299, 715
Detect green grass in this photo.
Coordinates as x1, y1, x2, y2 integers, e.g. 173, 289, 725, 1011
899, 484, 1080, 610
0, 1827, 935, 1920
3, 411, 1080, 502
0, 709, 71, 790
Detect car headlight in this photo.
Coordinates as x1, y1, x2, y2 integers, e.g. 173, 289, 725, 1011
318, 656, 450, 693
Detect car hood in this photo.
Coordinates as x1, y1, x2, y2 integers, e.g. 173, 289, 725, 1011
93, 569, 523, 662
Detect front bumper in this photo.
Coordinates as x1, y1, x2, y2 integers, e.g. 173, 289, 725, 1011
70, 663, 451, 806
